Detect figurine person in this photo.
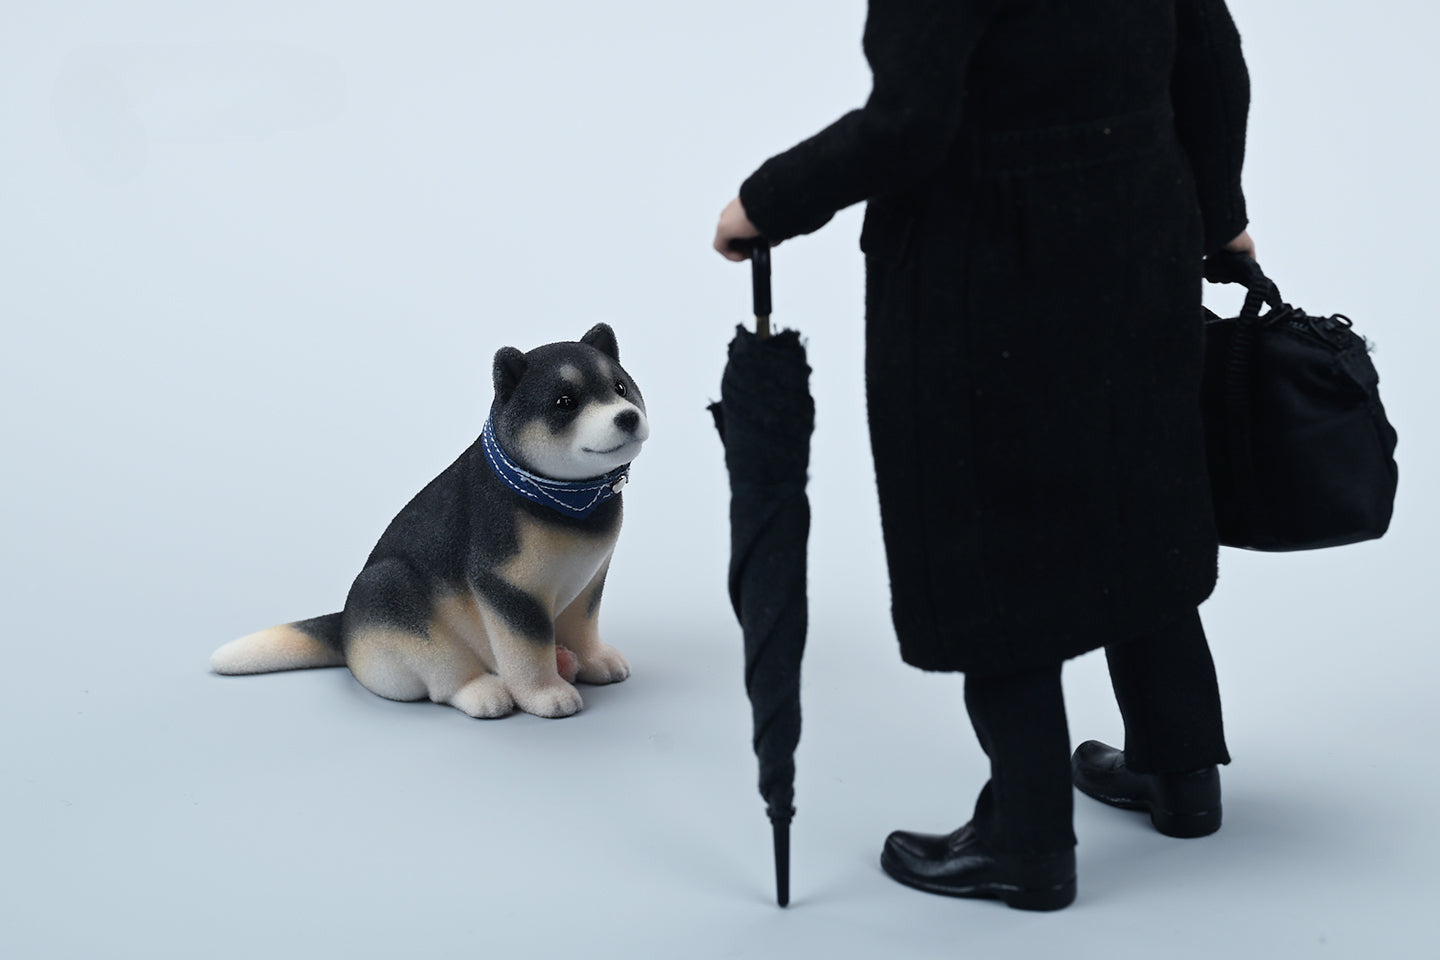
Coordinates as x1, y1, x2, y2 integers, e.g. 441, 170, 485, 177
714, 0, 1253, 910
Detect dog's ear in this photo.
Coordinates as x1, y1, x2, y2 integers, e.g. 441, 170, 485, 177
492, 347, 527, 404
580, 323, 619, 361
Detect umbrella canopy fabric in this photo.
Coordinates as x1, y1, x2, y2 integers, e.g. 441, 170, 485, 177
709, 245, 814, 907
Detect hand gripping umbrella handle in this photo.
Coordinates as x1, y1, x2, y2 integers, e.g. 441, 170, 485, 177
729, 238, 773, 338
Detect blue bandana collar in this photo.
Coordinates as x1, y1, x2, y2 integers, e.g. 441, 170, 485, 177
481, 417, 629, 519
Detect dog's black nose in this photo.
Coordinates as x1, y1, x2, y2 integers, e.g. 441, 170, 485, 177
614, 409, 640, 433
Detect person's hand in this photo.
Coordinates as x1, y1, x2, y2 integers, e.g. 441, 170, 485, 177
713, 196, 766, 261
1223, 229, 1256, 261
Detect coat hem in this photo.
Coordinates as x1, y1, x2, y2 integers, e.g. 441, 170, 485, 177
895, 574, 1218, 678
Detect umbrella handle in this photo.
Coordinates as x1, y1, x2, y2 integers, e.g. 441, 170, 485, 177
729, 238, 773, 338
750, 241, 772, 339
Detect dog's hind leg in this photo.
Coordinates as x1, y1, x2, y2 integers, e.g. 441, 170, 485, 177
343, 560, 499, 716
348, 624, 511, 719
349, 622, 512, 718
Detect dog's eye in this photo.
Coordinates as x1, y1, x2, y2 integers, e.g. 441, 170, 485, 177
614, 381, 627, 397
555, 395, 576, 410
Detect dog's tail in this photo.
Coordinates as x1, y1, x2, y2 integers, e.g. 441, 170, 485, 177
211, 613, 347, 675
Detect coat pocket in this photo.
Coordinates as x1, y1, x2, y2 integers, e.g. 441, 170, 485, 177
860, 199, 916, 258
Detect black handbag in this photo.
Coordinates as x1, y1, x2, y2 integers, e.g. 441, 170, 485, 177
1201, 253, 1398, 550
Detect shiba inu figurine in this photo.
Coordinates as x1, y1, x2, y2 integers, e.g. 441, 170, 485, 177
211, 323, 648, 719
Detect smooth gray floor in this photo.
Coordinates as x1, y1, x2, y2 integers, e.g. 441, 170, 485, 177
3, 2, 1437, 957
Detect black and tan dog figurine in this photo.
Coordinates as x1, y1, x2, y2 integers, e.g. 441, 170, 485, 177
212, 323, 647, 718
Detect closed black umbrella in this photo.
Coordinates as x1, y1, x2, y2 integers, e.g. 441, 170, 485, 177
709, 240, 814, 907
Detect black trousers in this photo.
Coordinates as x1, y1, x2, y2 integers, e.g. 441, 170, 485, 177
964, 607, 1230, 855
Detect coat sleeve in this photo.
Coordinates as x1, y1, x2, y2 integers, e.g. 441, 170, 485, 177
738, 1, 996, 243
1171, 0, 1250, 254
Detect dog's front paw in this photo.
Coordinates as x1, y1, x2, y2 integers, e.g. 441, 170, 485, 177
575, 643, 630, 685
449, 675, 516, 719
513, 681, 584, 719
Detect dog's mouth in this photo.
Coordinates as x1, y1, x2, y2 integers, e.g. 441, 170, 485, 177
582, 439, 639, 456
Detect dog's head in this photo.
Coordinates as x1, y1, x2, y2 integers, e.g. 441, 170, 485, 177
490, 323, 648, 481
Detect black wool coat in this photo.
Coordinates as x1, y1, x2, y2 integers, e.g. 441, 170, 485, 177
739, 0, 1249, 676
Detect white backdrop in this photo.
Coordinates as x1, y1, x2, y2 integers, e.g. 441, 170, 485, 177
2, 2, 1436, 957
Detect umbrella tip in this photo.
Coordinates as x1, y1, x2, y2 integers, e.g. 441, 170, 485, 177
770, 808, 793, 908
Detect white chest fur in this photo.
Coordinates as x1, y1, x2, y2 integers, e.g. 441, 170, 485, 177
500, 511, 619, 613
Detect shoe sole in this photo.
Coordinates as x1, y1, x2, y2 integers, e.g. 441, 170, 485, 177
1074, 781, 1221, 839
879, 850, 1077, 912
1150, 805, 1222, 839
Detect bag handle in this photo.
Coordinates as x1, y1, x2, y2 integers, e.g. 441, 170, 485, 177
1204, 251, 1284, 319
1204, 251, 1277, 542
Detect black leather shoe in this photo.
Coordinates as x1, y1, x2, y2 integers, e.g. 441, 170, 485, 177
1071, 740, 1221, 838
880, 822, 1076, 911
